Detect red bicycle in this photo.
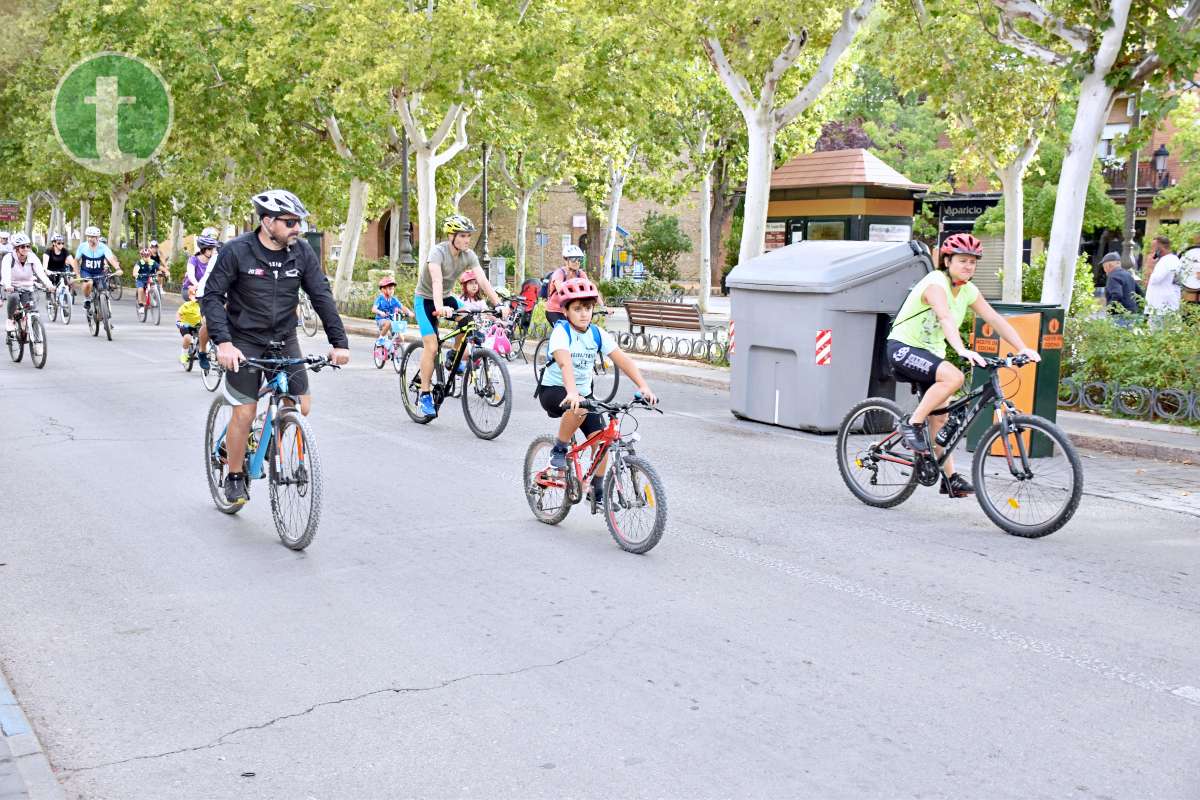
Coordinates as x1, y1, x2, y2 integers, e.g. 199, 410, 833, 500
522, 395, 667, 554
136, 272, 163, 325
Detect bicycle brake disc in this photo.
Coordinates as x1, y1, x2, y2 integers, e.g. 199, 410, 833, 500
916, 456, 941, 487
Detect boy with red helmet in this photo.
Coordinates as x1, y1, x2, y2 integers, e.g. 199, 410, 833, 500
886, 233, 1040, 497
535, 276, 656, 506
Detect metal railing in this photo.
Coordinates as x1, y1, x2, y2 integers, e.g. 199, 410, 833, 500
1058, 378, 1200, 422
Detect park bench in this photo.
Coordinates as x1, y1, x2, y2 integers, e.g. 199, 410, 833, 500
623, 300, 723, 341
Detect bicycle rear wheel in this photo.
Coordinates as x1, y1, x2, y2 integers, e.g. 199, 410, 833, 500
302, 299, 318, 337
110, 276, 123, 301
398, 340, 432, 424
269, 409, 323, 550
523, 435, 572, 525
836, 397, 919, 508
532, 337, 549, 383
201, 342, 223, 391
204, 398, 245, 515
973, 414, 1083, 538
88, 302, 99, 336
100, 294, 112, 340
373, 343, 387, 369
592, 355, 620, 403
28, 316, 46, 369
151, 287, 162, 325
7, 325, 23, 362
47, 292, 58, 322
603, 454, 667, 554
462, 348, 512, 440
59, 286, 71, 325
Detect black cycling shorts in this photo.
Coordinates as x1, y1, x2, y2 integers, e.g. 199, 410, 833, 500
222, 337, 309, 406
537, 385, 604, 436
886, 340, 944, 392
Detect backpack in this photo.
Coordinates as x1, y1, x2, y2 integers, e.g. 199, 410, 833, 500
539, 270, 559, 300
534, 320, 604, 396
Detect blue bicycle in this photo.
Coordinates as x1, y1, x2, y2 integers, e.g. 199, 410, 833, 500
203, 348, 339, 550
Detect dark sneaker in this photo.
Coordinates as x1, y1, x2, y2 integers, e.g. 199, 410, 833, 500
549, 443, 568, 470
899, 419, 931, 453
223, 472, 250, 504
198, 352, 211, 371
418, 392, 437, 418
940, 472, 975, 498
588, 484, 605, 510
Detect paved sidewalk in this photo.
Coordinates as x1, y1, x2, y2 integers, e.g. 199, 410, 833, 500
0, 667, 62, 799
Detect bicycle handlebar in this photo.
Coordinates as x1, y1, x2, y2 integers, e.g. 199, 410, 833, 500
581, 394, 662, 415
240, 354, 341, 373
983, 353, 1032, 369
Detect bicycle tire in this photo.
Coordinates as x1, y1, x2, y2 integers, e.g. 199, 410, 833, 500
151, 287, 162, 325
462, 348, 512, 440
204, 397, 245, 516
109, 276, 122, 301
532, 337, 549, 383
592, 355, 620, 403
391, 345, 403, 374
201, 342, 223, 392
836, 397, 919, 509
373, 344, 387, 369
88, 302, 99, 336
29, 315, 46, 369
137, 296, 147, 322
972, 414, 1083, 538
522, 435, 572, 525
603, 454, 668, 554
185, 347, 196, 372
100, 294, 112, 340
47, 293, 58, 323
269, 408, 323, 550
60, 287, 71, 325
398, 340, 432, 424
7, 325, 23, 363
302, 298, 318, 337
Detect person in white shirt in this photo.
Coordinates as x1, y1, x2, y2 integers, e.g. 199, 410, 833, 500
1144, 234, 1182, 317
2, 234, 55, 338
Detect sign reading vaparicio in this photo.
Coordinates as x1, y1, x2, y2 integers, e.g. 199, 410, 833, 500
51, 52, 172, 175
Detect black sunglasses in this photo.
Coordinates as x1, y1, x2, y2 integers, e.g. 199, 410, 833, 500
274, 217, 302, 229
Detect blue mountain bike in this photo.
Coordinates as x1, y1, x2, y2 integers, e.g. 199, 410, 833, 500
204, 346, 339, 550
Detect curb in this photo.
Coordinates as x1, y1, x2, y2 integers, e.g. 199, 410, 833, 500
1067, 432, 1198, 465
0, 666, 64, 800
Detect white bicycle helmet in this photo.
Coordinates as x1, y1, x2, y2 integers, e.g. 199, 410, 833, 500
9, 233, 30, 247
0, 231, 9, 241
563, 244, 584, 260
85, 225, 102, 237
251, 189, 309, 219
51, 233, 65, 243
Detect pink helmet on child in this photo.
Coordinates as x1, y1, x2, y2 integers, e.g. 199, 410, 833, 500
460, 269, 479, 285
557, 276, 600, 306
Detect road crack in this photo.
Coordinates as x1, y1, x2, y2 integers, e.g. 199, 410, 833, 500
59, 620, 635, 775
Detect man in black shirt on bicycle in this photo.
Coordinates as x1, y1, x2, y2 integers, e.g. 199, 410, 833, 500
200, 189, 350, 505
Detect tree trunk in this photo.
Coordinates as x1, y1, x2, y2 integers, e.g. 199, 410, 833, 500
414, 148, 438, 272
515, 190, 533, 285
699, 161, 712, 312
996, 143, 1037, 302
23, 195, 34, 240
109, 188, 128, 246
584, 203, 602, 278
738, 114, 776, 268
709, 153, 735, 287
601, 172, 627, 281
79, 200, 90, 245
171, 215, 184, 261
389, 201, 401, 270
333, 176, 369, 302
219, 158, 235, 241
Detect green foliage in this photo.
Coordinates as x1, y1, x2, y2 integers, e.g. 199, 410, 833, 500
1063, 306, 1200, 392
630, 212, 692, 282
1154, 222, 1200, 253
1021, 251, 1097, 319
493, 241, 516, 260
1156, 94, 1200, 212
598, 277, 670, 302
860, 96, 953, 188
724, 211, 744, 269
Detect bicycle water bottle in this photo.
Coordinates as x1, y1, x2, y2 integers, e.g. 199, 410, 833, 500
935, 415, 960, 447
248, 413, 266, 455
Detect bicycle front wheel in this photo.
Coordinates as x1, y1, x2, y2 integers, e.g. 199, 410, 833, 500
88, 302, 99, 336
523, 435, 572, 525
47, 293, 58, 323
100, 294, 112, 340
204, 398, 244, 515
269, 409, 323, 550
29, 316, 46, 369
398, 340, 432, 424
109, 277, 122, 301
836, 397, 919, 508
592, 355, 620, 403
462, 348, 512, 440
302, 300, 318, 337
532, 337, 549, 383
59, 287, 71, 325
151, 287, 162, 325
603, 454, 668, 554
973, 414, 1083, 538
7, 325, 23, 362
201, 342, 223, 392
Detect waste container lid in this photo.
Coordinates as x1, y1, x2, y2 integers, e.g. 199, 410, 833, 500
726, 240, 930, 294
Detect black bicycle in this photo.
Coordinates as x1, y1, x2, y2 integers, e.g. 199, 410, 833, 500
836, 354, 1083, 538
85, 273, 116, 340
532, 310, 619, 403
398, 309, 513, 439
6, 289, 47, 369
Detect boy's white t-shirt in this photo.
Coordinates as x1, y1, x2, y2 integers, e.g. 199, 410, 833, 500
541, 322, 617, 396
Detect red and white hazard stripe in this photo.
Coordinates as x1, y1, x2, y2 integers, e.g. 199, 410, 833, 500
815, 329, 832, 366
728, 320, 736, 355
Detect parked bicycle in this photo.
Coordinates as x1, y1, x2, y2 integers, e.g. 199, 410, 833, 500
836, 354, 1083, 538
86, 273, 115, 341
298, 293, 319, 337
6, 289, 48, 369
203, 347, 339, 550
136, 272, 163, 325
523, 395, 667, 554
532, 309, 620, 403
398, 309, 513, 439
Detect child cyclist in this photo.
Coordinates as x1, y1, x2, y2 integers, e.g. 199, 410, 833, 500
535, 277, 657, 505
372, 275, 413, 350
176, 287, 203, 364
458, 269, 490, 312
134, 247, 168, 307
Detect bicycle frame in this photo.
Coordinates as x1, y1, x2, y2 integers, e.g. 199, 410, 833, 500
211, 367, 296, 481
534, 409, 631, 495
431, 313, 483, 393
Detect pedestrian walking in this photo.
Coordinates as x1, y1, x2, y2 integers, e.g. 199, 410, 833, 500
1100, 251, 1141, 323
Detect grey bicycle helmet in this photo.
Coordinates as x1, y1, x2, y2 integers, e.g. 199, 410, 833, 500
196, 235, 220, 250
250, 189, 309, 219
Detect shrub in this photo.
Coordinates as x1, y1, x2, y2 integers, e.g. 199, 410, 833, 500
1064, 305, 1200, 392
1021, 252, 1097, 319
494, 241, 516, 260
631, 212, 692, 282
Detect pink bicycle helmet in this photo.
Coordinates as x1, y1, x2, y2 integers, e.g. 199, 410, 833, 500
557, 276, 600, 306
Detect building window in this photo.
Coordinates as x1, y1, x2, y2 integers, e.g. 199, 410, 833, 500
807, 220, 847, 241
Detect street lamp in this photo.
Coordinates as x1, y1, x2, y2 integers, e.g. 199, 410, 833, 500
398, 133, 414, 265
1153, 144, 1169, 172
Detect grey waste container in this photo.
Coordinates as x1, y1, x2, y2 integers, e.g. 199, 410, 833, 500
727, 240, 933, 433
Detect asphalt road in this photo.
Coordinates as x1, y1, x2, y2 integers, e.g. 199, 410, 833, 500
1, 296, 1198, 799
